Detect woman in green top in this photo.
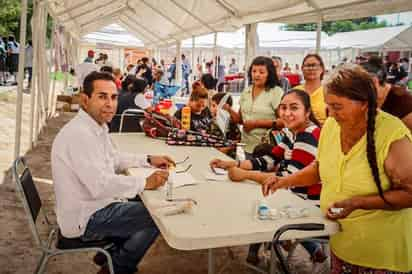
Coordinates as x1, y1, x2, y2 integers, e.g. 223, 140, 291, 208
262, 64, 412, 273
224, 56, 283, 157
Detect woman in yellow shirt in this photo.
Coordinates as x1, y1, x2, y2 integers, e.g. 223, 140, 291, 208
262, 65, 412, 273
295, 54, 327, 125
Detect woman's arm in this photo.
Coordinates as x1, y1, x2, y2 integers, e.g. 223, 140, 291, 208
328, 137, 412, 220
224, 104, 242, 124
262, 161, 320, 196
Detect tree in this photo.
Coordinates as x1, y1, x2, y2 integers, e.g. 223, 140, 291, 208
283, 17, 389, 35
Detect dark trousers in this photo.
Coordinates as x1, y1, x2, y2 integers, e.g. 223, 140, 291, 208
82, 201, 159, 274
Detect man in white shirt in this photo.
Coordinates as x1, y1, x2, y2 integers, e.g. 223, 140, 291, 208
75, 50, 99, 89
51, 71, 173, 274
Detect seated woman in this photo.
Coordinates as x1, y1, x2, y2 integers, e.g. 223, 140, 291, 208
209, 92, 241, 157
210, 89, 325, 264
262, 65, 412, 273
109, 78, 151, 132
174, 81, 212, 132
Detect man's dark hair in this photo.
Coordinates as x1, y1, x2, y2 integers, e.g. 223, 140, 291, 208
82, 71, 115, 97
141, 57, 149, 64
100, 66, 113, 74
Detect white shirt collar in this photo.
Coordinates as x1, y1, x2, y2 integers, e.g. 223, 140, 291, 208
78, 108, 108, 136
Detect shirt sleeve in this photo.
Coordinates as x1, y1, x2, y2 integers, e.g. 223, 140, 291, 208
66, 136, 147, 199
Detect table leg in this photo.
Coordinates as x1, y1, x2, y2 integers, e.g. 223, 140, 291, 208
208, 248, 214, 274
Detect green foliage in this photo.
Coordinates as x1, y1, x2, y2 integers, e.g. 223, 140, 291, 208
283, 17, 390, 35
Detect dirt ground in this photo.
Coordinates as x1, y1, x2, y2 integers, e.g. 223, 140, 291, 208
0, 112, 328, 274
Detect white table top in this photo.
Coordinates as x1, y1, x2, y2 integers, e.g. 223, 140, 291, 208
111, 133, 339, 251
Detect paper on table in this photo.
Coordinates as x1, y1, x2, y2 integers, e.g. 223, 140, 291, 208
129, 167, 198, 189
204, 171, 229, 182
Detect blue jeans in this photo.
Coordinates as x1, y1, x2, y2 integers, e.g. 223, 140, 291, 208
82, 201, 159, 274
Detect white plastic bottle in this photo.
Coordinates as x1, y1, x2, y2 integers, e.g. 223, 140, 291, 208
235, 143, 246, 161
166, 168, 175, 201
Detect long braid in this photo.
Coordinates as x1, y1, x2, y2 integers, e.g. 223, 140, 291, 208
365, 82, 390, 205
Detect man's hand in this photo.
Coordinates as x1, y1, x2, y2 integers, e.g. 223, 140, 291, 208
145, 170, 169, 190
228, 167, 247, 182
262, 176, 283, 196
149, 155, 175, 169
326, 197, 362, 220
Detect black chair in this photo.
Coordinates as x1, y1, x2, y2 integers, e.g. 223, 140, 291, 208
109, 108, 146, 133
12, 157, 115, 274
270, 223, 326, 274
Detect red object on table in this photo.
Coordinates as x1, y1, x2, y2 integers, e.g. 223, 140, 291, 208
224, 74, 244, 81
283, 73, 300, 87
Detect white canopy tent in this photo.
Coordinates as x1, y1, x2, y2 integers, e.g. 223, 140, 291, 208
13, 0, 412, 160
324, 25, 412, 52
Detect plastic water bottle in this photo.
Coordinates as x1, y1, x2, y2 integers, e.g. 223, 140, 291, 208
181, 106, 191, 130
235, 143, 246, 161
166, 168, 175, 201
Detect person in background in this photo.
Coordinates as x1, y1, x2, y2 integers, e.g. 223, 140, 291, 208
84, 49, 95, 63
167, 57, 176, 85
208, 92, 241, 157
75, 52, 98, 90
7, 35, 19, 85
174, 81, 212, 132
272, 56, 290, 92
181, 54, 191, 94
228, 58, 239, 74
113, 68, 123, 90
283, 62, 291, 72
24, 40, 33, 89
200, 73, 218, 107
295, 54, 327, 125
137, 58, 153, 86
224, 56, 283, 158
211, 89, 325, 265
263, 64, 412, 273
0, 37, 7, 85
100, 66, 113, 74
126, 64, 135, 75
361, 56, 412, 132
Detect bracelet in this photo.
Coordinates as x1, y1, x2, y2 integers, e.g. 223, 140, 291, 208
236, 160, 241, 168
146, 155, 152, 165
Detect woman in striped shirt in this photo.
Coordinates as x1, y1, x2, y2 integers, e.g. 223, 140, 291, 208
210, 89, 324, 264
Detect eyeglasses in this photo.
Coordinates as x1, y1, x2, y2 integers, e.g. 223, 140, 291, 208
302, 64, 321, 70
175, 164, 192, 174
175, 156, 189, 165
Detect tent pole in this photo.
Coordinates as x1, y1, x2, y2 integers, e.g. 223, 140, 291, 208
245, 23, 258, 84
14, 0, 28, 159
316, 16, 322, 54
191, 36, 195, 79
49, 22, 57, 117
29, 0, 40, 149
213, 32, 217, 78
176, 40, 182, 87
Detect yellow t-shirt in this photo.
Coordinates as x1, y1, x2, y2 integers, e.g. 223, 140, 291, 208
318, 111, 412, 272
295, 85, 327, 125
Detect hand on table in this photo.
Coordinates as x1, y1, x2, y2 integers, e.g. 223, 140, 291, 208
149, 155, 175, 169
262, 176, 283, 196
145, 170, 169, 190
209, 159, 236, 170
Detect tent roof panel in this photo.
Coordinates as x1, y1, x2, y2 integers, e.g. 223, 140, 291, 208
48, 0, 412, 46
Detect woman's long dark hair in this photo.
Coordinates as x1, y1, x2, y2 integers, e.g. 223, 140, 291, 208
325, 64, 389, 204
248, 56, 280, 89
282, 89, 320, 127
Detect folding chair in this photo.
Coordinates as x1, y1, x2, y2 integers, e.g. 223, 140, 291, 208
118, 108, 146, 133
270, 223, 326, 274
12, 157, 115, 274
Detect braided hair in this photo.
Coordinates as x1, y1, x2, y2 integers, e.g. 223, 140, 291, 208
325, 64, 389, 204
